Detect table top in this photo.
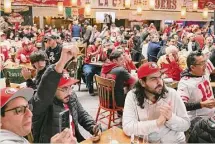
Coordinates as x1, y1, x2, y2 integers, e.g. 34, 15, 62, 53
89, 61, 104, 67
80, 127, 130, 144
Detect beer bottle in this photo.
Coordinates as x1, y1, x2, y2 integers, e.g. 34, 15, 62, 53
5, 71, 11, 87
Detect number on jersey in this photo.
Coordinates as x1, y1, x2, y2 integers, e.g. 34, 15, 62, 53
198, 80, 212, 101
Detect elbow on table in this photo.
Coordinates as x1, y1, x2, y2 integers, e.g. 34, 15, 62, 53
123, 126, 132, 136
122, 122, 135, 136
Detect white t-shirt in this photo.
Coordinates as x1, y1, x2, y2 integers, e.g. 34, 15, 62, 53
142, 43, 149, 59
187, 42, 193, 53
177, 60, 215, 119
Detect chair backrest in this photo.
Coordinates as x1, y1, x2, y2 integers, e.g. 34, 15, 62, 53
95, 74, 117, 109
3, 68, 25, 84
65, 60, 77, 77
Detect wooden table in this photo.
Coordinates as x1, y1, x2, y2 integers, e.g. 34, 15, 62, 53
90, 61, 104, 67
80, 127, 130, 144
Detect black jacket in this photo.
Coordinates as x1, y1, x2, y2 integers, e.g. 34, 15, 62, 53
188, 117, 215, 143
32, 65, 96, 143
26, 65, 48, 90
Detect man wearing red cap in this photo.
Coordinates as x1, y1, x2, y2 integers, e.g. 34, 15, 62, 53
32, 44, 101, 143
16, 40, 37, 63
0, 87, 76, 143
123, 62, 190, 143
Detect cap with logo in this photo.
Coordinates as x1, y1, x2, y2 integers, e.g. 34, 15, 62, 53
58, 71, 79, 88
137, 62, 166, 79
1, 88, 34, 108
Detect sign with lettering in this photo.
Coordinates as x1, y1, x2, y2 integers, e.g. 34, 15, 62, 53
3, 68, 25, 84
13, 0, 192, 11
199, 0, 215, 10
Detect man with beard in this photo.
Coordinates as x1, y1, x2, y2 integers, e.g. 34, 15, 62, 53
123, 62, 190, 143
32, 45, 101, 143
21, 51, 49, 90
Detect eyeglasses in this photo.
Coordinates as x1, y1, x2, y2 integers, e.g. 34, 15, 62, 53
57, 86, 72, 93
4, 105, 31, 115
194, 60, 207, 66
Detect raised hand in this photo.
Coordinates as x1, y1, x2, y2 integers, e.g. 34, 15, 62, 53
21, 67, 32, 80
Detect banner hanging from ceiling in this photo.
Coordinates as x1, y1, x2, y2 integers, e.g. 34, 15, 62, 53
13, 0, 81, 7
1, 6, 33, 26
198, 0, 215, 10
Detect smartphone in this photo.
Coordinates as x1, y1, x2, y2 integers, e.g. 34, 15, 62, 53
59, 110, 70, 132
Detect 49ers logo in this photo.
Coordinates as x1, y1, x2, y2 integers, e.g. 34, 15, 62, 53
5, 88, 17, 95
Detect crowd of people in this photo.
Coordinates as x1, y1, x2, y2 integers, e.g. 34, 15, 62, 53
1, 19, 215, 143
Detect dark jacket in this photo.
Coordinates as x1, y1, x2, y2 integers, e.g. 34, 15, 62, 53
83, 27, 92, 45
26, 65, 48, 90
32, 65, 96, 143
188, 117, 215, 143
147, 42, 161, 62
210, 49, 215, 82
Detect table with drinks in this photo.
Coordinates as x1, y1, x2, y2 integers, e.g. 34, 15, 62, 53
80, 127, 131, 144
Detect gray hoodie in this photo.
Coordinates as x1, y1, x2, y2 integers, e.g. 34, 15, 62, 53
0, 130, 29, 144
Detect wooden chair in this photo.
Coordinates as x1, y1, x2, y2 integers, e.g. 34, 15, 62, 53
94, 75, 123, 129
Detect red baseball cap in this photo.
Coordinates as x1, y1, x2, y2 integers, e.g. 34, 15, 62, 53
137, 62, 165, 79
58, 71, 79, 88
1, 87, 34, 108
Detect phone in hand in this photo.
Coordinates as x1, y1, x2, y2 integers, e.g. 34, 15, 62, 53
59, 110, 70, 132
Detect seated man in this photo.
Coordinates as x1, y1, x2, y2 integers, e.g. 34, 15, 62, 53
177, 50, 215, 121
83, 38, 107, 96
16, 40, 38, 63
32, 45, 101, 143
101, 50, 136, 108
0, 87, 76, 143
21, 50, 49, 90
157, 46, 183, 81
123, 62, 190, 143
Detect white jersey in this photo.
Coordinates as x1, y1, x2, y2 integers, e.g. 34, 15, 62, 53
110, 27, 120, 42
177, 60, 215, 119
